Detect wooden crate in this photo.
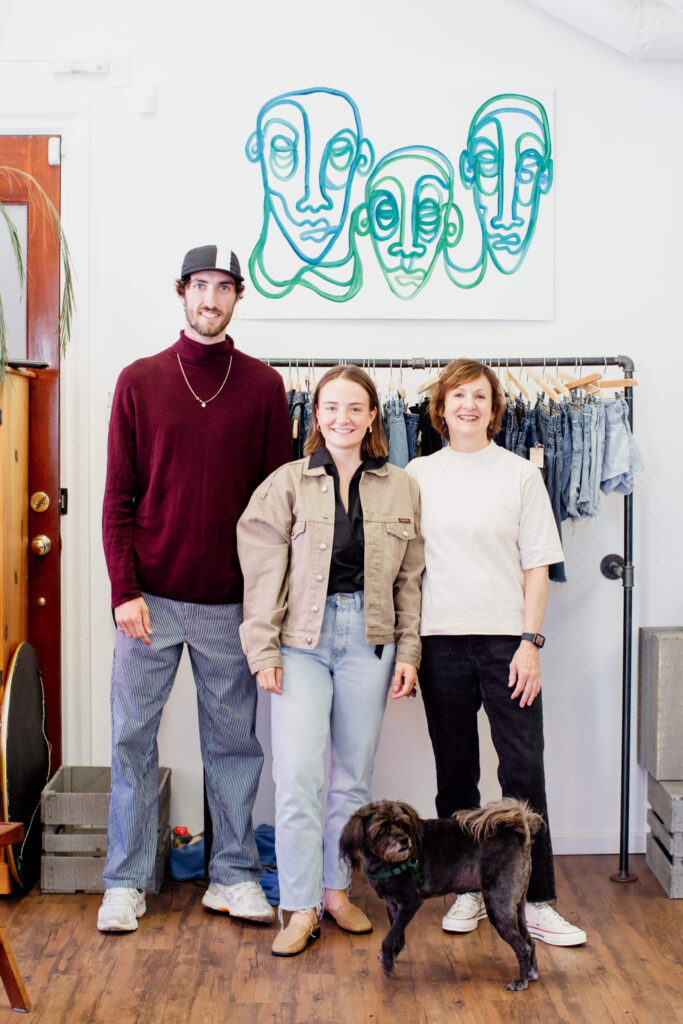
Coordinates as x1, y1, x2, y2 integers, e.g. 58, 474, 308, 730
638, 628, 683, 780
645, 777, 683, 899
41, 766, 170, 894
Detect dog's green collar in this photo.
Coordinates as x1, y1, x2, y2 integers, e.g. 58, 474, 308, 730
364, 859, 424, 889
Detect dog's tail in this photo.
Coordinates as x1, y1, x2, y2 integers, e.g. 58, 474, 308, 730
454, 798, 544, 843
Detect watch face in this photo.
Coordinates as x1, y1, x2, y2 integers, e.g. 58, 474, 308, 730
535, 634, 545, 648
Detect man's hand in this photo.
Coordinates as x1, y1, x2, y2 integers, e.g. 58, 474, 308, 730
115, 597, 153, 645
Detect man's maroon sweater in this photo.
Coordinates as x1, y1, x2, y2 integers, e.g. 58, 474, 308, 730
102, 332, 292, 607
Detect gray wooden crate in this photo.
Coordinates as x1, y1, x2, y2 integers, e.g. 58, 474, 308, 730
647, 809, 683, 859
646, 834, 683, 899
638, 628, 683, 780
647, 776, 683, 834
41, 766, 170, 894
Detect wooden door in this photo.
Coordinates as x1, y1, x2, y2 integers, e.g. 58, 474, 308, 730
0, 137, 62, 765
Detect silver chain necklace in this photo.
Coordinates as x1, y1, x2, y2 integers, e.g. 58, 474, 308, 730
177, 353, 233, 408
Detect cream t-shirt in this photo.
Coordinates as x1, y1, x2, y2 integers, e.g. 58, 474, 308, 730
406, 442, 563, 636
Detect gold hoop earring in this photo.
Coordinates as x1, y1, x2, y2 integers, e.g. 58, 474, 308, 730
367, 424, 372, 434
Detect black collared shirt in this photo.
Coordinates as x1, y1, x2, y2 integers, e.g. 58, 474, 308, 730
309, 447, 387, 595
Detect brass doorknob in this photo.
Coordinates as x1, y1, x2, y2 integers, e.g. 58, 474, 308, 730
30, 535, 52, 557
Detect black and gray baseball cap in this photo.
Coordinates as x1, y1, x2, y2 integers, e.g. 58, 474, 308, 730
181, 244, 244, 284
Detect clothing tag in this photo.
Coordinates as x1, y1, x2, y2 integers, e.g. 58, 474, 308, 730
398, 517, 411, 523
530, 445, 544, 469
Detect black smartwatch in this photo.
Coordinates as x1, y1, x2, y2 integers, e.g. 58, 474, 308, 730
521, 632, 545, 648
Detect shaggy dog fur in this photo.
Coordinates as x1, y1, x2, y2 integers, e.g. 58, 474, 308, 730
339, 798, 544, 992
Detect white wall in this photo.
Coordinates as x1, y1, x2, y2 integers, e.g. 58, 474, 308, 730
1, 0, 681, 855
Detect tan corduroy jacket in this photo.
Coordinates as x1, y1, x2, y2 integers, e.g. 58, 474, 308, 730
236, 456, 424, 674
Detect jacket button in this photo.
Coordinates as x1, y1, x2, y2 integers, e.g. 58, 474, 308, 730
321, 485, 328, 493
312, 605, 319, 612
305, 637, 313, 645
403, 530, 408, 537
320, 543, 327, 550
322, 513, 329, 519
316, 574, 324, 581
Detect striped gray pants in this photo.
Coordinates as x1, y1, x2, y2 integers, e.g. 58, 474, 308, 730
103, 593, 263, 890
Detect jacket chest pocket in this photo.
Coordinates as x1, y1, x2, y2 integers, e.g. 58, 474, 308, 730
383, 519, 415, 574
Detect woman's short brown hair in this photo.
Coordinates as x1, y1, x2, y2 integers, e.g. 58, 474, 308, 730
429, 359, 506, 441
304, 365, 389, 459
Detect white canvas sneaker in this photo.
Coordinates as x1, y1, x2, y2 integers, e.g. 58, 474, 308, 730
97, 888, 146, 932
525, 901, 587, 946
442, 891, 487, 933
202, 881, 275, 923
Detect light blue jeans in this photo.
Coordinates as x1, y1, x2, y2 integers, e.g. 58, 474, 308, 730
271, 593, 395, 911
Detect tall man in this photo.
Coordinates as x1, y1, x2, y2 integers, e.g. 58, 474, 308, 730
99, 245, 292, 932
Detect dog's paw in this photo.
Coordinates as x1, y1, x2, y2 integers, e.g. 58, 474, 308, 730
529, 966, 540, 982
378, 952, 395, 977
506, 978, 529, 992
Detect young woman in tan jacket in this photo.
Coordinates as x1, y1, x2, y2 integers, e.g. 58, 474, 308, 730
237, 365, 424, 957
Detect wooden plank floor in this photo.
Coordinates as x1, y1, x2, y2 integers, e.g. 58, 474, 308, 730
0, 855, 680, 1023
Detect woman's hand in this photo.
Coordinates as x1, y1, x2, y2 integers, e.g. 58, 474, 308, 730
508, 641, 541, 708
256, 667, 283, 695
390, 663, 418, 699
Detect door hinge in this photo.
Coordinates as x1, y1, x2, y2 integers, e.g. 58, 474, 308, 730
59, 488, 69, 515
48, 137, 61, 166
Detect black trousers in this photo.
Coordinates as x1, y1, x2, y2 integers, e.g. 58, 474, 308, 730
420, 634, 556, 902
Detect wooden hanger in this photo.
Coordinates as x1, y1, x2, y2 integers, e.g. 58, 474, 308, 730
559, 371, 602, 390
506, 369, 530, 401
595, 379, 638, 389
545, 371, 571, 399
522, 367, 562, 404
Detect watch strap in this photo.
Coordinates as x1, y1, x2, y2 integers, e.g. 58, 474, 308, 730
521, 632, 545, 648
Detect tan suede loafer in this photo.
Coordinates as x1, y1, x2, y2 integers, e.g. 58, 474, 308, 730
323, 903, 373, 934
271, 917, 320, 957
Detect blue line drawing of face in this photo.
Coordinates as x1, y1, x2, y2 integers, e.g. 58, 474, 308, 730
356, 146, 462, 299
246, 87, 374, 267
460, 94, 553, 275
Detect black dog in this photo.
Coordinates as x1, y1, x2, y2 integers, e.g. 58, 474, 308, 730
339, 798, 544, 991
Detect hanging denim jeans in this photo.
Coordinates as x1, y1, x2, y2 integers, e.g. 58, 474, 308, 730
404, 411, 419, 462
387, 396, 409, 468
601, 398, 644, 495
566, 403, 584, 519
290, 391, 307, 460
577, 402, 596, 516
537, 400, 566, 583
559, 403, 573, 522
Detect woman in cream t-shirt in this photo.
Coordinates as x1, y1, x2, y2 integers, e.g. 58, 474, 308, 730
406, 358, 586, 948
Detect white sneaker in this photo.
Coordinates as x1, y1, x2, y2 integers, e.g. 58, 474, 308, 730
442, 891, 487, 933
202, 881, 275, 923
525, 901, 587, 946
97, 888, 146, 932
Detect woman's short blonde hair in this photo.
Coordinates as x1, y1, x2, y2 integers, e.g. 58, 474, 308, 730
304, 365, 389, 459
429, 359, 506, 441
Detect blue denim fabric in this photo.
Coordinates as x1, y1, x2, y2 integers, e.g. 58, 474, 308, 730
404, 411, 419, 462
104, 594, 263, 890
589, 402, 606, 515
271, 593, 395, 910
515, 399, 539, 459
566, 403, 583, 519
303, 394, 313, 440
577, 402, 596, 515
601, 398, 644, 495
559, 403, 572, 522
537, 400, 566, 583
387, 396, 409, 468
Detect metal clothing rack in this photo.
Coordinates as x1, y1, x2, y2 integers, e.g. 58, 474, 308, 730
257, 353, 638, 883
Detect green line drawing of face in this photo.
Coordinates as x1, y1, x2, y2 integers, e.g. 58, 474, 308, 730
355, 147, 463, 300
460, 94, 553, 275
246, 88, 373, 268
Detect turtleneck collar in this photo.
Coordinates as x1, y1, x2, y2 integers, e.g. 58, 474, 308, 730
173, 331, 235, 365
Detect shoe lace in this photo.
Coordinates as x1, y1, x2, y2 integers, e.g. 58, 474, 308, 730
103, 888, 140, 908
452, 891, 482, 914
